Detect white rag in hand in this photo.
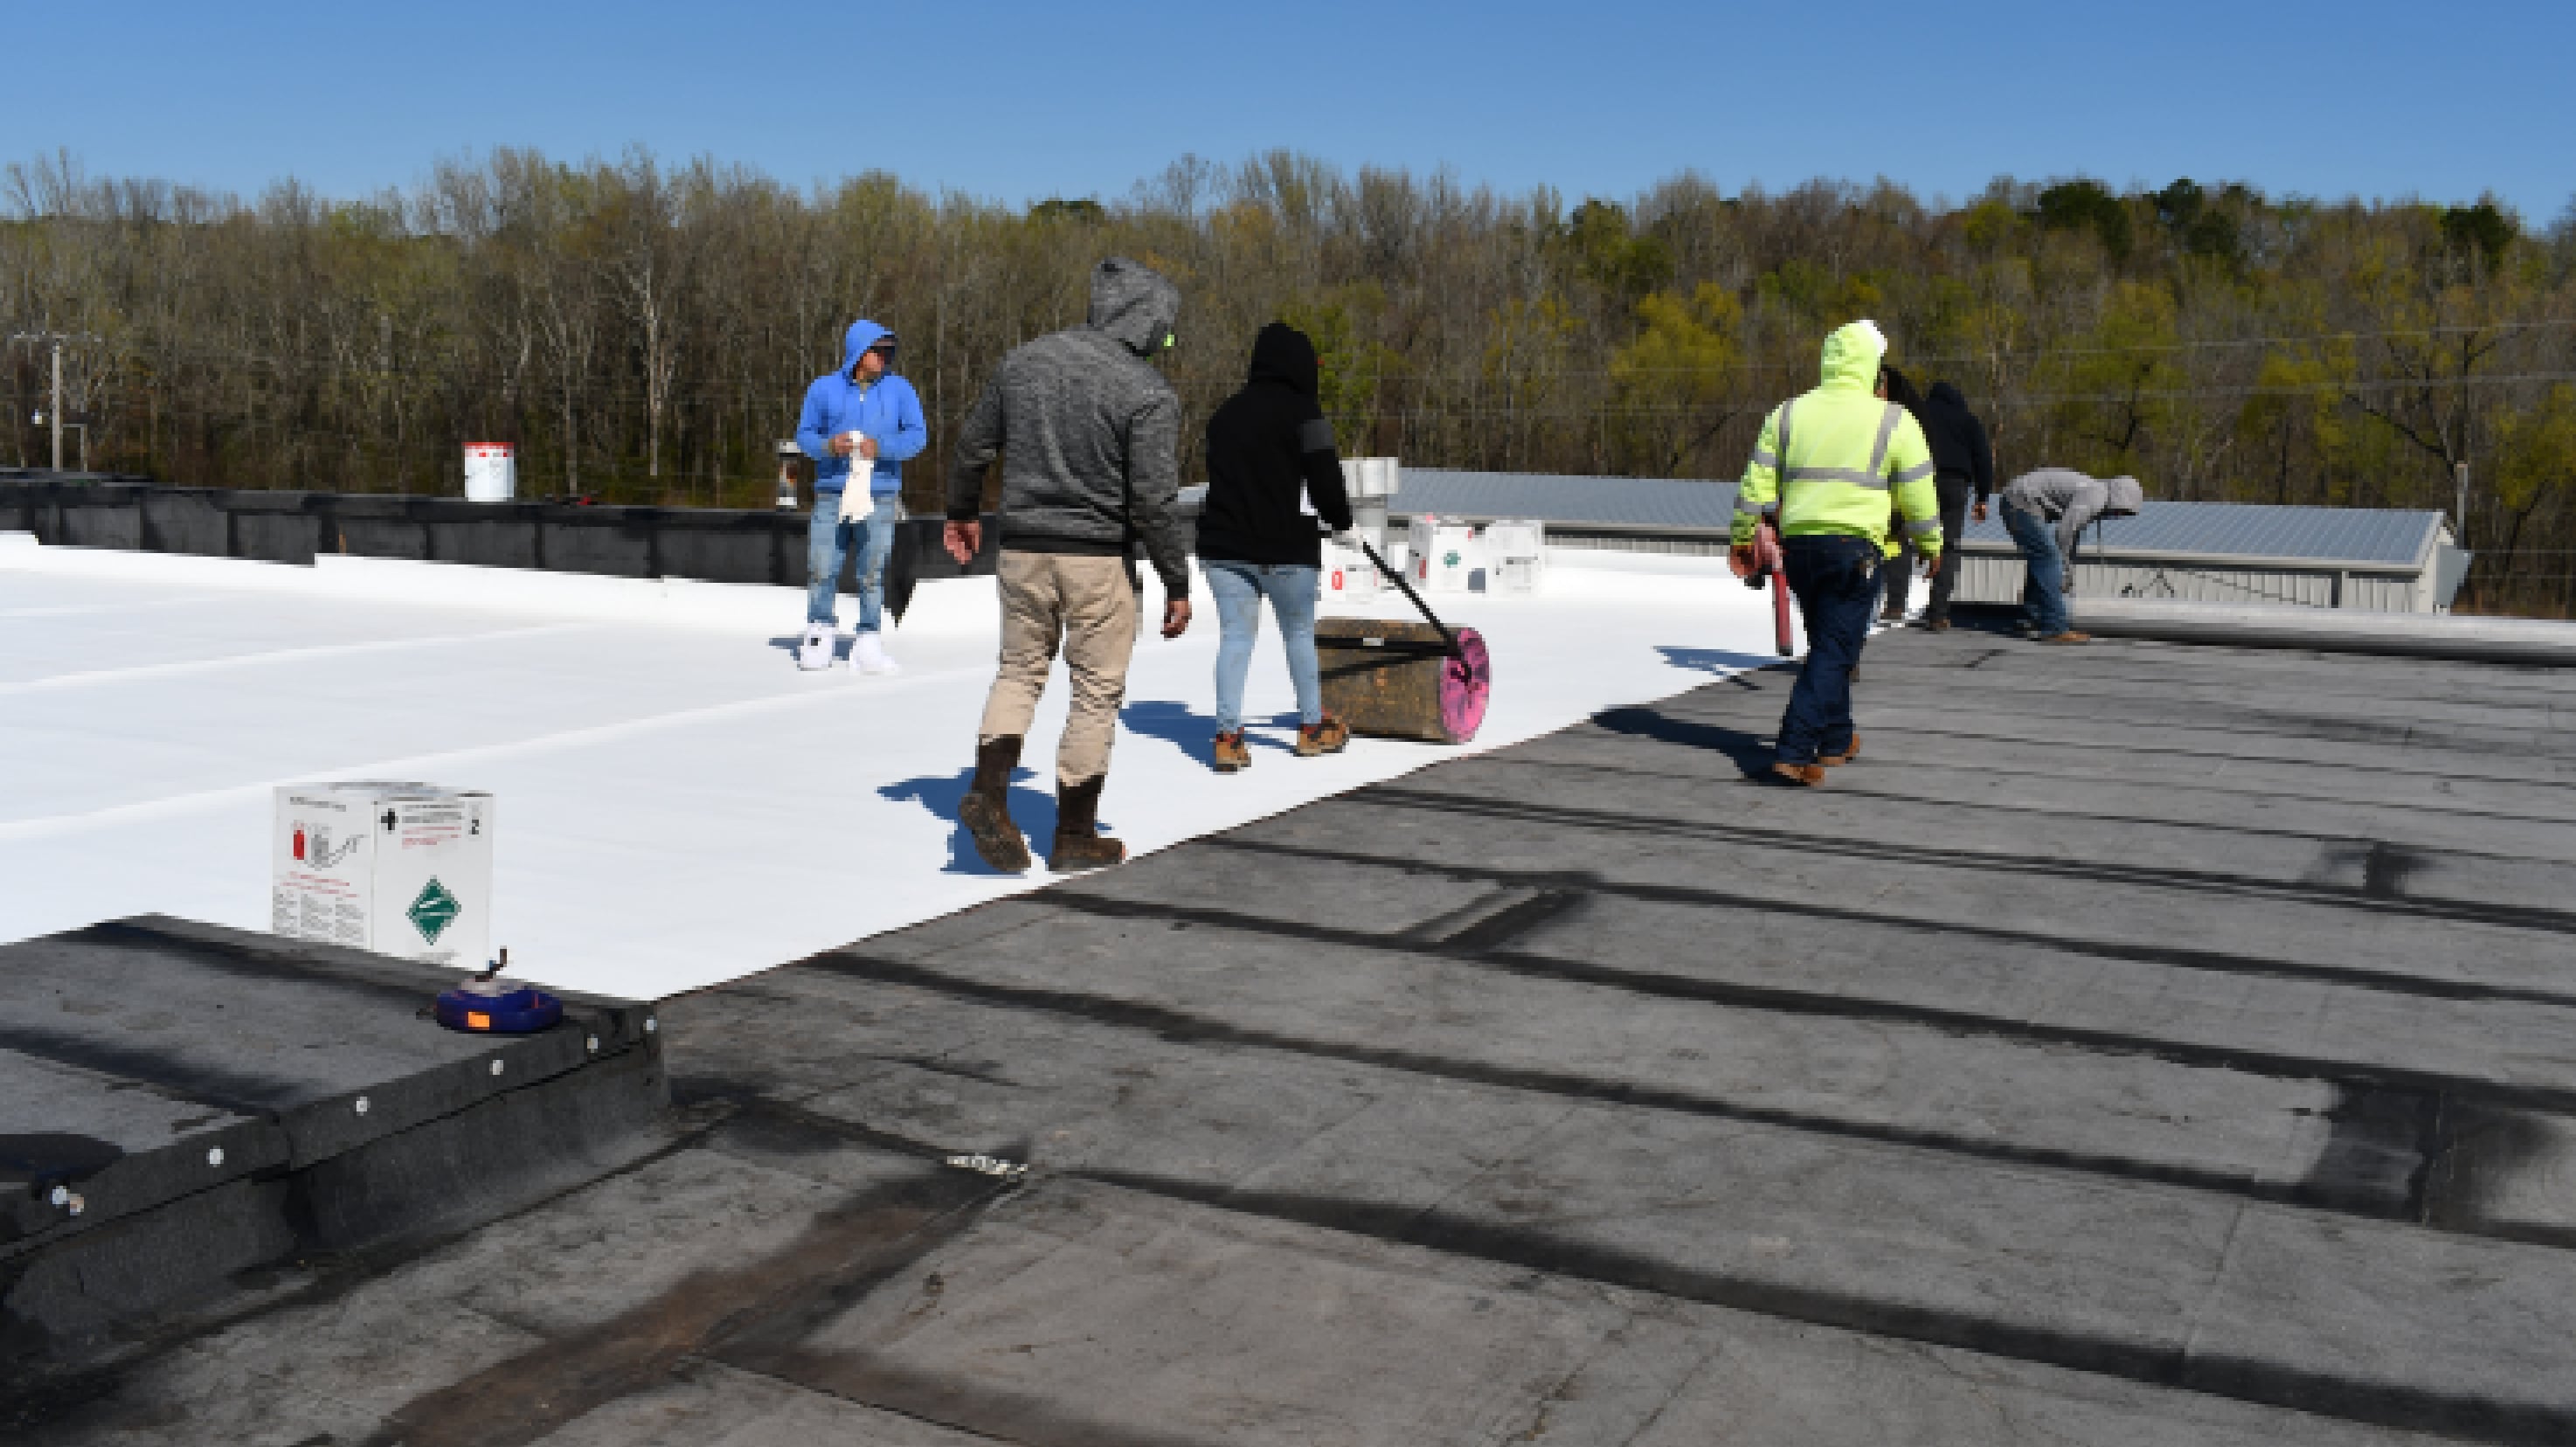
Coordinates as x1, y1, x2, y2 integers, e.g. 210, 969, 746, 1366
837, 432, 872, 521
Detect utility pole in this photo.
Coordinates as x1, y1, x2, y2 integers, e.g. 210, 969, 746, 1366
11, 331, 96, 474
2454, 460, 2470, 550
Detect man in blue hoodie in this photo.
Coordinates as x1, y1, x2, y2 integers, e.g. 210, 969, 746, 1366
794, 320, 928, 673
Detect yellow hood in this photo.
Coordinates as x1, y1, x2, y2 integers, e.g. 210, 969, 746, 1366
1819, 320, 1887, 391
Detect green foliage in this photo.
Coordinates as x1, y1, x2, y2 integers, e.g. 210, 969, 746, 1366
2151, 178, 2244, 267
7, 147, 2575, 608
2496, 384, 2576, 514
1561, 199, 1673, 303
1028, 197, 1106, 225
2035, 179, 2133, 265
2440, 199, 2517, 267
1280, 286, 1398, 453
1611, 283, 1744, 474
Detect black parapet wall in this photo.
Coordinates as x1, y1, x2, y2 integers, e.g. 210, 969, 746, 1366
0, 479, 1203, 601
0, 479, 843, 586
0, 917, 668, 1376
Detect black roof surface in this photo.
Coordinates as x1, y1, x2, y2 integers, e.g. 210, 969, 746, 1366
31, 624, 2576, 1446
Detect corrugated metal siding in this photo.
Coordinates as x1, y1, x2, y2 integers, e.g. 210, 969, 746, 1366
1398, 471, 1737, 531
1384, 469, 2448, 612
1547, 531, 1732, 557
1955, 557, 2430, 613
1957, 502, 2438, 566
1404, 473, 2440, 571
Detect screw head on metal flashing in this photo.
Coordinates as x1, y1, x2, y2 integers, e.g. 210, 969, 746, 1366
66, 1194, 84, 1216
354, 1097, 370, 1115
586, 1035, 599, 1053
490, 1059, 505, 1077
49, 1185, 68, 1208
644, 1017, 658, 1034
206, 1147, 225, 1167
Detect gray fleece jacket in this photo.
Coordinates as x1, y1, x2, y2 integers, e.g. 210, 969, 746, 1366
2000, 469, 2144, 556
945, 258, 1190, 596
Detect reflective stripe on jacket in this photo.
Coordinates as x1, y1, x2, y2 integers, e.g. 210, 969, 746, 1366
1733, 321, 1942, 557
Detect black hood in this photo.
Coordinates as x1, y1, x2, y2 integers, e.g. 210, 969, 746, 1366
1246, 322, 1319, 398
1928, 380, 1966, 408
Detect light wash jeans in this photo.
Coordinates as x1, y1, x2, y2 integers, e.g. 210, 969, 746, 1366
1204, 560, 1321, 735
807, 492, 900, 631
2003, 502, 2069, 635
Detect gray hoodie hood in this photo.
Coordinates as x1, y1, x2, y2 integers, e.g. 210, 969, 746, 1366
2103, 475, 2143, 516
1088, 257, 1181, 357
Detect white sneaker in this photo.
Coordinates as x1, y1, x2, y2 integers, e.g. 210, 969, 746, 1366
796, 625, 833, 671
850, 631, 899, 675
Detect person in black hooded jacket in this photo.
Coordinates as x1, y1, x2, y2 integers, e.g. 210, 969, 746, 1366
1913, 379, 1996, 630
1197, 322, 1354, 773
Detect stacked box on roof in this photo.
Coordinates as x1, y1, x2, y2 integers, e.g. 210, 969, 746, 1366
273, 783, 495, 968
1485, 519, 1547, 593
1409, 515, 1476, 593
1319, 537, 1381, 604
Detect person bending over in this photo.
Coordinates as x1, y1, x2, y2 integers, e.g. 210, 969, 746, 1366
1998, 468, 2143, 645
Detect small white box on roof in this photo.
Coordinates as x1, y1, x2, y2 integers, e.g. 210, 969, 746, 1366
1485, 519, 1547, 593
273, 782, 495, 967
1319, 539, 1381, 604
1408, 515, 1476, 594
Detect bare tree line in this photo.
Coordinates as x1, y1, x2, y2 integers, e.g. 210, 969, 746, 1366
5, 148, 2575, 609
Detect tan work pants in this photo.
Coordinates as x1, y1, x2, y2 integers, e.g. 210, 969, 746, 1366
978, 551, 1139, 787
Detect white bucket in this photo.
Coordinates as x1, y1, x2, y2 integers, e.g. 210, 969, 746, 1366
463, 443, 516, 503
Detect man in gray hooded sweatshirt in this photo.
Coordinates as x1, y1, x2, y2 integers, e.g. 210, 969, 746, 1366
944, 257, 1194, 873
1998, 468, 2144, 643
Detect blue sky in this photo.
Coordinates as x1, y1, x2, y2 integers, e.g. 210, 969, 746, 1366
10, 0, 2571, 218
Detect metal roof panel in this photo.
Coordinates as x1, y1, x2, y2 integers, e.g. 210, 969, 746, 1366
1395, 470, 2441, 567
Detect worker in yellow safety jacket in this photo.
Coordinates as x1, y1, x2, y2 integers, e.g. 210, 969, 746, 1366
1729, 320, 1943, 786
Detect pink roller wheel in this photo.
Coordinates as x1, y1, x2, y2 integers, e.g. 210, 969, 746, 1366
1438, 627, 1491, 743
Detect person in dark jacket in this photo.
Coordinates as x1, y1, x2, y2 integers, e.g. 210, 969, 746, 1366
1197, 322, 1356, 773
943, 258, 1195, 873
1912, 380, 1997, 630
1876, 366, 1932, 620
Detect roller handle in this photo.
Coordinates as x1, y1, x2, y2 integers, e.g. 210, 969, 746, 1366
1355, 539, 1464, 660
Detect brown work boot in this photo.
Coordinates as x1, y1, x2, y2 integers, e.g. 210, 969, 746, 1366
1821, 733, 1862, 767
1050, 776, 1125, 872
1294, 714, 1351, 758
1926, 616, 1953, 633
1769, 760, 1826, 786
957, 737, 1032, 872
2039, 631, 2093, 645
1211, 731, 1251, 773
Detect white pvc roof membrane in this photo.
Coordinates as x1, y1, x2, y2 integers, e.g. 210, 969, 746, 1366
0, 536, 1785, 1000
1400, 470, 2445, 570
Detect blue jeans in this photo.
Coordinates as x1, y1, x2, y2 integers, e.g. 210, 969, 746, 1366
807, 492, 899, 631
2003, 502, 2068, 635
1777, 535, 1882, 765
1204, 561, 1322, 734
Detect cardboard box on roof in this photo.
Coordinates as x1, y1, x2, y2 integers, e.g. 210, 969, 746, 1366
273, 783, 494, 968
